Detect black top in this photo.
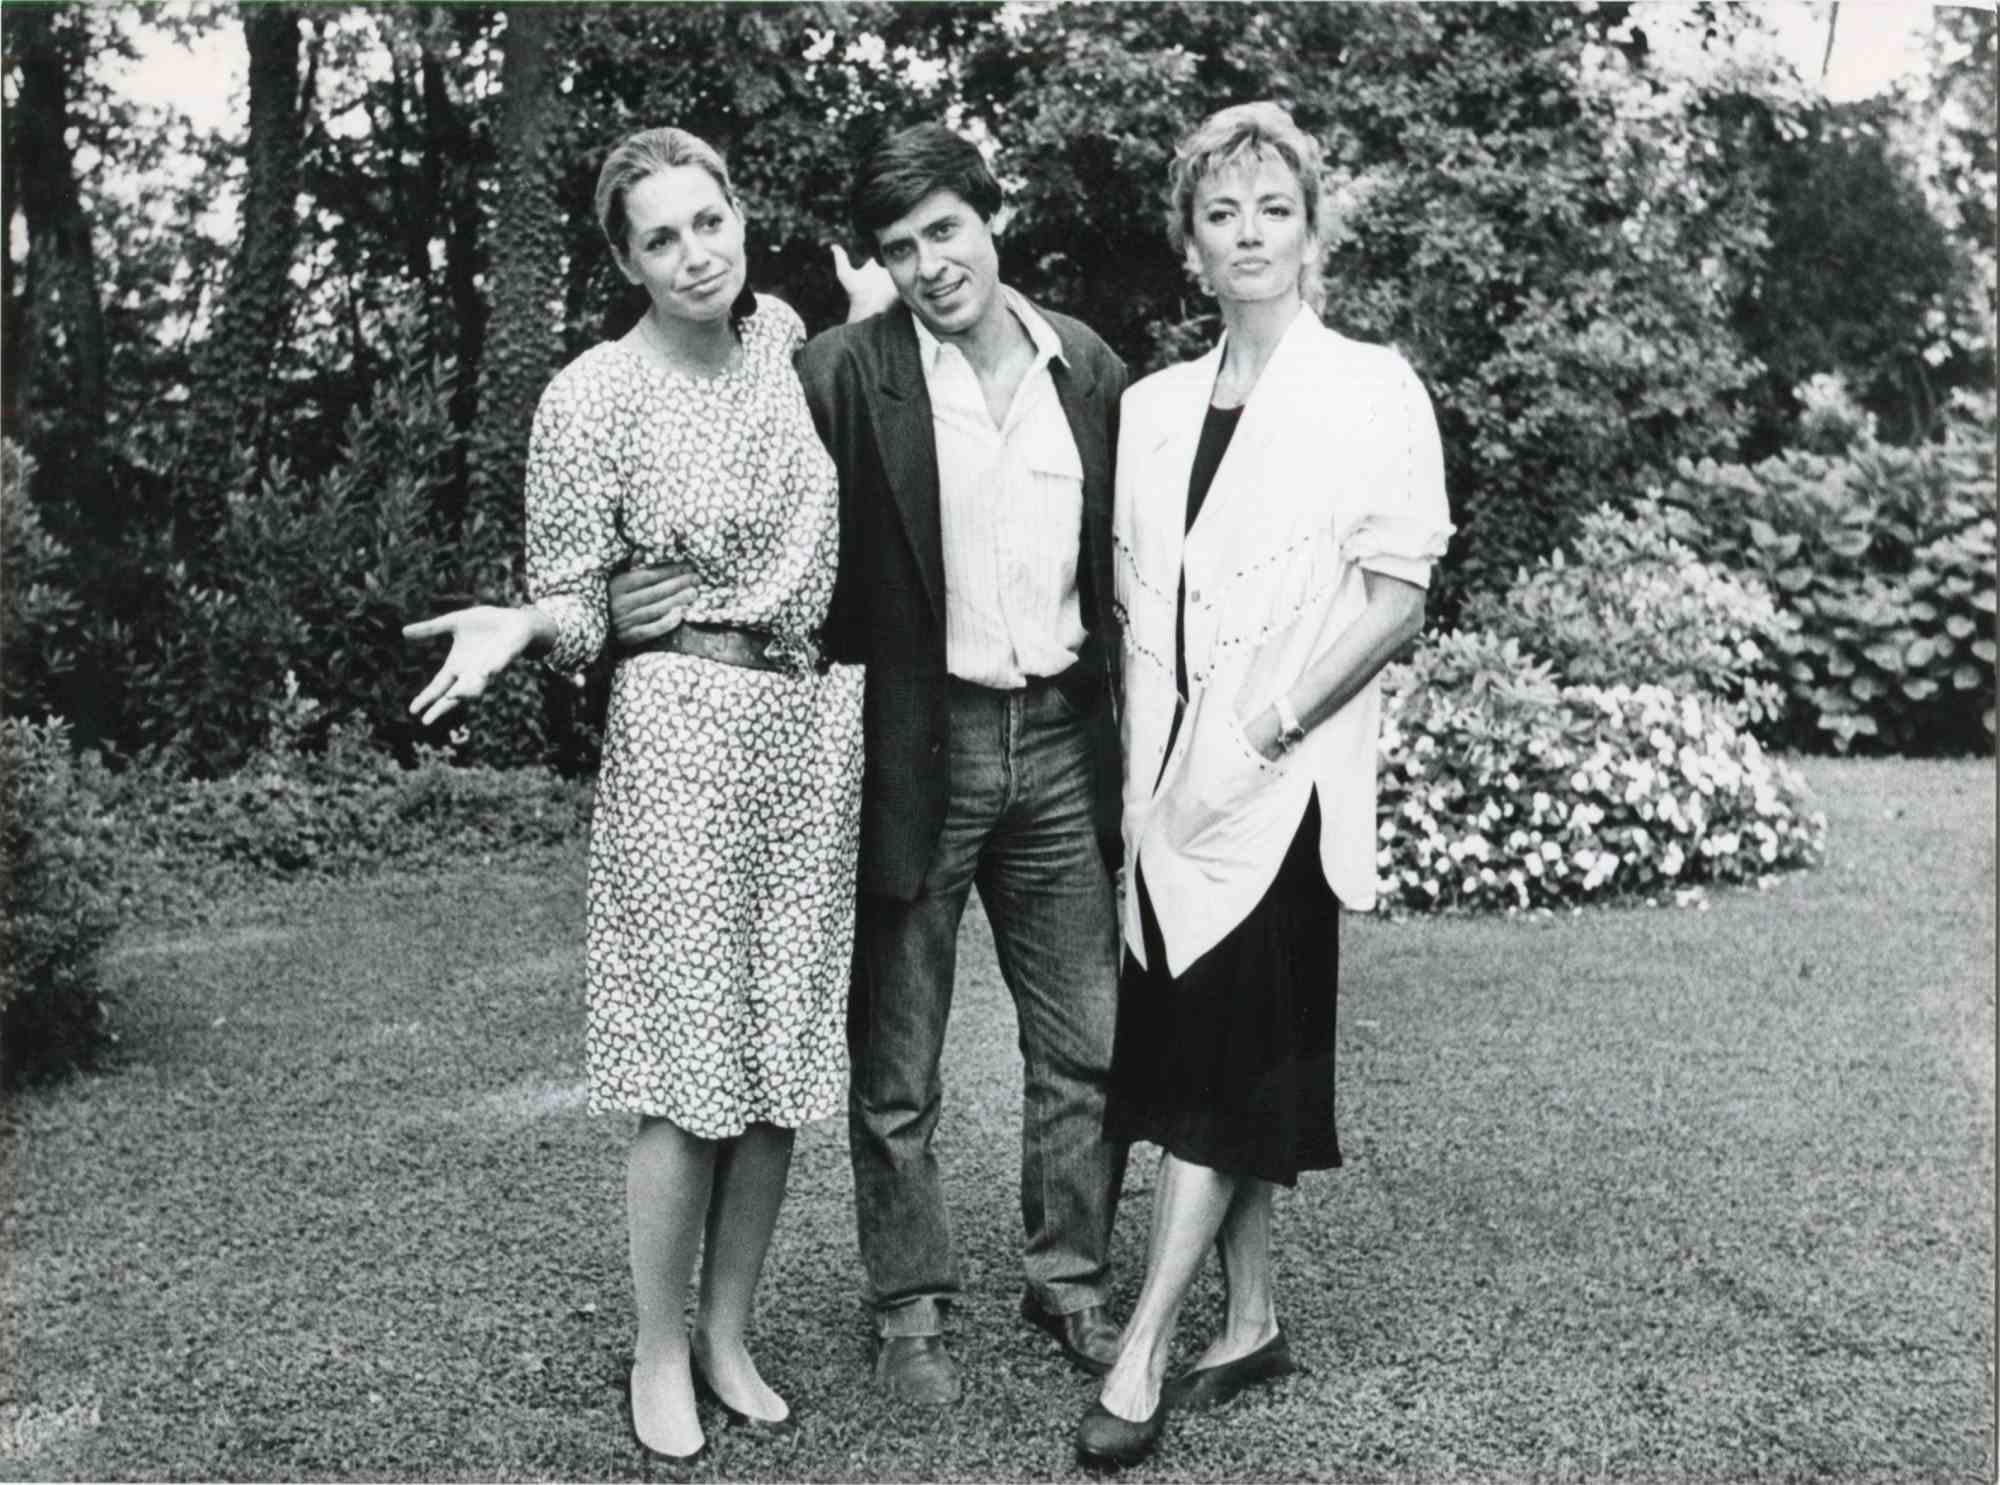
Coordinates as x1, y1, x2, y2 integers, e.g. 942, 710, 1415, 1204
1160, 402, 1246, 786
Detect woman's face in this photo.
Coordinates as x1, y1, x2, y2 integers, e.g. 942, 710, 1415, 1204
615, 164, 746, 327
1185, 151, 1312, 310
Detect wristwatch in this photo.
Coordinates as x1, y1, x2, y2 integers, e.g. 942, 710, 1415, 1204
1273, 692, 1307, 753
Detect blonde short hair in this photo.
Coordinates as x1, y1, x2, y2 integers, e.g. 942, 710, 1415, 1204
1166, 101, 1330, 312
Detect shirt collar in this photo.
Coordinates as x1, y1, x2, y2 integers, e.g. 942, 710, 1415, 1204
911, 286, 1068, 375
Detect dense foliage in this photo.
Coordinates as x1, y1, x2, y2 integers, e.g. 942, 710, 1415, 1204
1663, 398, 1998, 754
1375, 632, 1826, 916
3, 2, 1991, 776
1, 718, 122, 1085
1465, 500, 1792, 732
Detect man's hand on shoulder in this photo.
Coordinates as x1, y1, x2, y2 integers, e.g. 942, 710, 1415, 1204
608, 564, 699, 647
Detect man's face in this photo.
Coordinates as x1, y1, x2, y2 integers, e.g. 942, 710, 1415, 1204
872, 189, 1003, 341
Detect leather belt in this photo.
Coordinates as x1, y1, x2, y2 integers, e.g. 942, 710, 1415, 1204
628, 623, 827, 675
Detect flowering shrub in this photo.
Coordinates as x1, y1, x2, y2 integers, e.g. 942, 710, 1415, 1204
1374, 630, 1826, 916
1465, 499, 1792, 730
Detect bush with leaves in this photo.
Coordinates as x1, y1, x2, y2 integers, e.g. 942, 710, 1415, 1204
1373, 630, 1826, 916
1, 441, 91, 727
109, 359, 569, 774
88, 718, 593, 920
2, 718, 123, 1085
1662, 409, 1997, 753
1466, 499, 1792, 733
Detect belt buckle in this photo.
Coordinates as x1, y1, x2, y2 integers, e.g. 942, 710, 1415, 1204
758, 631, 823, 675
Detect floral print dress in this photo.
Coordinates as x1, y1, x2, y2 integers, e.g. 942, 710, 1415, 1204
526, 295, 864, 1136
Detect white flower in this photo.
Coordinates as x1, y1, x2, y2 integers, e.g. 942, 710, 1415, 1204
1661, 843, 1684, 877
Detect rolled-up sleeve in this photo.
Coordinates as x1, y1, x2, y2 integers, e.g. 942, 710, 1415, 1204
1343, 354, 1453, 588
524, 366, 623, 674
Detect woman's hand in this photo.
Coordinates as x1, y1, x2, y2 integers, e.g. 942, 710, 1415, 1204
402, 606, 542, 726
830, 244, 898, 323
1243, 706, 1287, 763
609, 564, 699, 646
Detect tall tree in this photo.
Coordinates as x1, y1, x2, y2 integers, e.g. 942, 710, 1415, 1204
5, 4, 109, 503
461, 2, 563, 598
178, 3, 308, 576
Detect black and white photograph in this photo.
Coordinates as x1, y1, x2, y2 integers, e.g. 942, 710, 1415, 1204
2, 1, 1993, 1479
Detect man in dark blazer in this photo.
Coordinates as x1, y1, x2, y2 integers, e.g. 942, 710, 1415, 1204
808, 123, 1128, 1405
611, 124, 1128, 1406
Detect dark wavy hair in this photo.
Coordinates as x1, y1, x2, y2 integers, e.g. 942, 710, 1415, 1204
849, 123, 1003, 247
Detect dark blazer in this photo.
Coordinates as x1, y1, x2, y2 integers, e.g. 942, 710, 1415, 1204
800, 298, 1127, 901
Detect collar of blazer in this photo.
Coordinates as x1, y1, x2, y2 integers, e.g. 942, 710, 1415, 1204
1139, 304, 1370, 589
864, 295, 1112, 629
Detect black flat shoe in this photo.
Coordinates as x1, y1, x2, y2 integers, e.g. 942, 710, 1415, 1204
1074, 1394, 1168, 1469
1166, 1328, 1299, 1412
624, 1373, 709, 1477
693, 1364, 798, 1436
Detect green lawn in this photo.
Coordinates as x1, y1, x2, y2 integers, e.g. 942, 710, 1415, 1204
3, 758, 1993, 1482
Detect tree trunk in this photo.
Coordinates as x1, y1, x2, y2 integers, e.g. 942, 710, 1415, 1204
178, 4, 307, 575
462, 2, 565, 599
7, 5, 108, 493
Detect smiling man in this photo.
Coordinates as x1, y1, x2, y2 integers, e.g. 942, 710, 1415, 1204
798, 124, 1130, 1403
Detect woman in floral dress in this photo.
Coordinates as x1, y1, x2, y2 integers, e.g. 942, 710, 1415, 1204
405, 127, 863, 1465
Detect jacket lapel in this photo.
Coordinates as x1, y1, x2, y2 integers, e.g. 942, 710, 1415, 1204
866, 305, 947, 627
1184, 306, 1321, 560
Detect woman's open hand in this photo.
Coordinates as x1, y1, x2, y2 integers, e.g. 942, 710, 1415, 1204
402, 605, 540, 726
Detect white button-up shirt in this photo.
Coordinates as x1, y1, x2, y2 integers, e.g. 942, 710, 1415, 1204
915, 289, 1086, 689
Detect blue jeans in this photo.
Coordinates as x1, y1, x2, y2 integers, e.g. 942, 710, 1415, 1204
849, 676, 1127, 1329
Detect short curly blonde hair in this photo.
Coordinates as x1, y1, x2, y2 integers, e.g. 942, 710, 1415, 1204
1166, 101, 1330, 312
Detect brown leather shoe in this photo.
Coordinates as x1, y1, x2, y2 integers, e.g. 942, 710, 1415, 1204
873, 1333, 963, 1404
1020, 1294, 1122, 1375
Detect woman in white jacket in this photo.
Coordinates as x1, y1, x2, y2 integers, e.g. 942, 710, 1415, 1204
1075, 101, 1453, 1467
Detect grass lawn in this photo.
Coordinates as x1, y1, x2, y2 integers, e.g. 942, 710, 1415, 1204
2, 757, 1992, 1482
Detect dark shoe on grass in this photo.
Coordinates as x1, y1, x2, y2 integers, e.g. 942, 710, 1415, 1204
1074, 1394, 1167, 1468
873, 1333, 962, 1404
1020, 1294, 1121, 1375
1166, 1328, 1298, 1412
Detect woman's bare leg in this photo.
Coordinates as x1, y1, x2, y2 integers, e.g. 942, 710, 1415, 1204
628, 1115, 716, 1456
1096, 1152, 1240, 1421
692, 1122, 795, 1422
1190, 1177, 1279, 1369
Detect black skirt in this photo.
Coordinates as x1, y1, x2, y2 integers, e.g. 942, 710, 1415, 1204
1105, 792, 1342, 1187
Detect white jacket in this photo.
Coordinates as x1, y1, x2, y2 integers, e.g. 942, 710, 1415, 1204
1114, 306, 1452, 975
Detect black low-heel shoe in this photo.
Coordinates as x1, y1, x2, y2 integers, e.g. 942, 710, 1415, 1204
693, 1365, 799, 1437
1074, 1394, 1168, 1469
1165, 1328, 1299, 1412
623, 1374, 709, 1477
